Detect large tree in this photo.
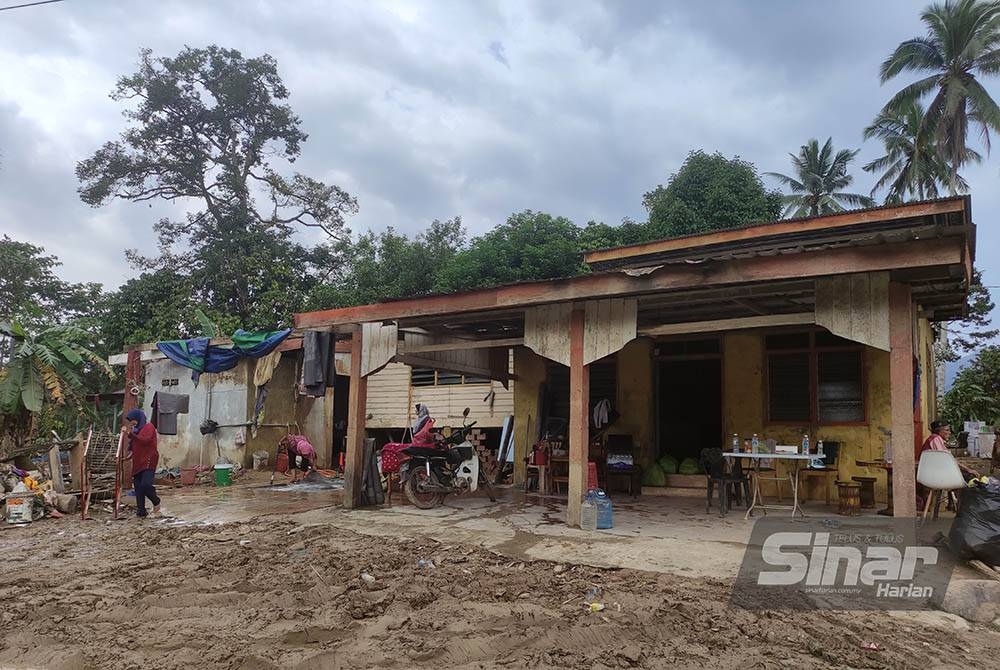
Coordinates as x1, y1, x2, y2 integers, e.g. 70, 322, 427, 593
0, 235, 101, 327
879, 0, 1000, 194
863, 101, 961, 202
642, 151, 782, 238
433, 211, 585, 292
940, 344, 1000, 426
76, 46, 356, 329
767, 138, 874, 217
308, 218, 466, 308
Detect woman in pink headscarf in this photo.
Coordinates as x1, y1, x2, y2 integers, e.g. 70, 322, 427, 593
283, 435, 317, 483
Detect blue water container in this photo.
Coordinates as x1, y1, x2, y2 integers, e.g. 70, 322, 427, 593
590, 488, 613, 529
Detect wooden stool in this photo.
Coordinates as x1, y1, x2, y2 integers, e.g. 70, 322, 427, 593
851, 476, 876, 508
836, 481, 861, 516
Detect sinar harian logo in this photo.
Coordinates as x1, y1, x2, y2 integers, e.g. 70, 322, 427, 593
760, 531, 938, 598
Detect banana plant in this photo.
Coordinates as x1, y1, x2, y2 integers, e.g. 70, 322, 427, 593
0, 321, 112, 450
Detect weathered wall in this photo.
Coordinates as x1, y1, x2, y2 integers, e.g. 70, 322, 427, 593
364, 361, 514, 430
512, 346, 547, 485
244, 352, 331, 468
142, 359, 250, 468
614, 338, 655, 466
722, 332, 894, 503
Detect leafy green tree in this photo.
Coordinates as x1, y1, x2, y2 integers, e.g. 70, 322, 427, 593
308, 218, 465, 308
642, 151, 782, 238
767, 138, 875, 217
579, 218, 650, 251
940, 345, 1000, 425
0, 321, 112, 451
76, 46, 356, 328
937, 269, 999, 361
879, 0, 1000, 194
863, 101, 960, 202
0, 235, 101, 326
433, 211, 585, 292
99, 269, 198, 354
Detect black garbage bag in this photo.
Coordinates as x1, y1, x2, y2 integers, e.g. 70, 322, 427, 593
949, 485, 1000, 565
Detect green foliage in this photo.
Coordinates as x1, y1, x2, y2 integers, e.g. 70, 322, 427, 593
879, 0, 1000, 194
433, 211, 586, 292
642, 151, 783, 238
308, 218, 465, 308
0, 235, 102, 326
863, 101, 959, 202
77, 46, 356, 331
938, 269, 999, 361
940, 345, 1000, 425
767, 138, 875, 217
0, 321, 112, 449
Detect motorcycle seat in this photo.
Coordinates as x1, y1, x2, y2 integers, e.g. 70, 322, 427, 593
403, 446, 447, 458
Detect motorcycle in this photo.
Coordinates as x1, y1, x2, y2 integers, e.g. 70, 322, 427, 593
399, 407, 498, 509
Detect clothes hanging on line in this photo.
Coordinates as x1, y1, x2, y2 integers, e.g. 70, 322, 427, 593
151, 391, 190, 435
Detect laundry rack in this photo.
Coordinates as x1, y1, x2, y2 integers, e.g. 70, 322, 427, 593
79, 427, 126, 520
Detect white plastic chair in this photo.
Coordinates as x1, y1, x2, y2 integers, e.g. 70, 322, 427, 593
916, 450, 965, 521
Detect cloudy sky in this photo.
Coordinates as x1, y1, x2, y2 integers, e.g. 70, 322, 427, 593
1, 0, 998, 323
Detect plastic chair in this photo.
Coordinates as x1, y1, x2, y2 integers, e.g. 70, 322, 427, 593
916, 450, 966, 521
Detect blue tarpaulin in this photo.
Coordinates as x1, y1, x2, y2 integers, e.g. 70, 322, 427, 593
157, 328, 292, 384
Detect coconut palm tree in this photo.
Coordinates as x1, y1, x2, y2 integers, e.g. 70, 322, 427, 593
0, 321, 111, 451
863, 101, 969, 203
766, 138, 875, 218
880, 0, 1000, 194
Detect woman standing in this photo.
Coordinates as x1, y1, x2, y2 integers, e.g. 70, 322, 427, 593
122, 409, 160, 518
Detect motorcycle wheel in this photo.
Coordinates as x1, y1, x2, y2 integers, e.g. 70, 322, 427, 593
404, 470, 443, 509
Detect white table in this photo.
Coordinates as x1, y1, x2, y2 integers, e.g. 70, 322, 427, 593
723, 452, 813, 519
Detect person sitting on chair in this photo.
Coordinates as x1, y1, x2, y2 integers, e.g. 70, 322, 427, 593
918, 420, 980, 511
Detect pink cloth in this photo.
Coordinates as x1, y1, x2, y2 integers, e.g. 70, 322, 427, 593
287, 435, 316, 459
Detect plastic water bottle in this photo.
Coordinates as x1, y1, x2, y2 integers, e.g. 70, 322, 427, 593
731, 434, 739, 453
751, 433, 759, 454
592, 489, 614, 529
817, 440, 825, 457
802, 434, 810, 455
580, 493, 598, 532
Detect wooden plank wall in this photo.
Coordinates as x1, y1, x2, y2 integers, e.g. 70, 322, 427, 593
524, 303, 573, 366
360, 322, 398, 377
815, 271, 890, 351
583, 298, 637, 365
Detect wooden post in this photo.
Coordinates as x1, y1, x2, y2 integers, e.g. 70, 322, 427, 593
343, 326, 367, 509
889, 282, 916, 517
567, 308, 590, 527
48, 445, 65, 493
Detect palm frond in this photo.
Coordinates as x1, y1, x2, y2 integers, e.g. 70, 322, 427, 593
879, 37, 944, 81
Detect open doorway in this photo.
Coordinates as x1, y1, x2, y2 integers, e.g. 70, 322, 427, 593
332, 373, 350, 467
657, 355, 722, 463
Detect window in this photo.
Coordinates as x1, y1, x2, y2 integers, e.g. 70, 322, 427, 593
765, 331, 864, 424
546, 357, 617, 421
410, 368, 492, 387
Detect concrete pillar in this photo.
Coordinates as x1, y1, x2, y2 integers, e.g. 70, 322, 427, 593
889, 282, 916, 517
343, 325, 368, 509
567, 308, 590, 527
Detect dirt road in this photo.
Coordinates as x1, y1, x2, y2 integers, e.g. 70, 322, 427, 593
2, 507, 997, 670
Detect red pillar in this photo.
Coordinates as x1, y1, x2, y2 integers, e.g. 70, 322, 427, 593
567, 308, 590, 527
343, 326, 367, 509
889, 283, 916, 517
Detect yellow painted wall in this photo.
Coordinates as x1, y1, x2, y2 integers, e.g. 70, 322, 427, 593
722, 331, 894, 502
512, 346, 546, 485
614, 338, 656, 466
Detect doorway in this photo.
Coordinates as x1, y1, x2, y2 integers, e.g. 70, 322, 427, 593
657, 357, 723, 462
332, 373, 350, 467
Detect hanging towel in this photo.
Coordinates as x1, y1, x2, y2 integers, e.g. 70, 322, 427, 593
151, 392, 190, 435
254, 349, 282, 387
303, 330, 333, 397
592, 398, 612, 430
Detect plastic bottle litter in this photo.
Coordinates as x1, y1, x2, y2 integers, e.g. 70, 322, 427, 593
416, 559, 436, 570
580, 493, 598, 532
591, 489, 613, 529
585, 585, 603, 602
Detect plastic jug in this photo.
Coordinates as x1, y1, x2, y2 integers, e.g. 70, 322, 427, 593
591, 488, 614, 529
580, 493, 598, 532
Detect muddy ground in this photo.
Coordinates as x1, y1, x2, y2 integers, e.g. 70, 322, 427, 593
2, 509, 997, 670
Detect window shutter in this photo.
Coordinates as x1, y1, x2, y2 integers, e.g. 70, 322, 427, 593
767, 353, 810, 422
817, 351, 864, 422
